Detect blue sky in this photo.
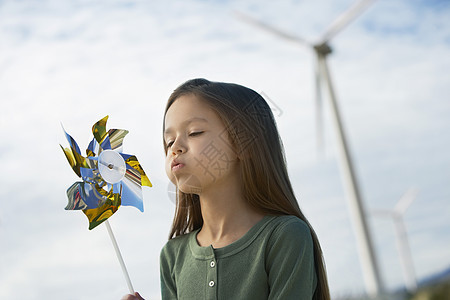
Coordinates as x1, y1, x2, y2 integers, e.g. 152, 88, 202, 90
0, 0, 449, 299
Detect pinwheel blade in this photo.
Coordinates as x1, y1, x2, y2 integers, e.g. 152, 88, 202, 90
92, 115, 112, 150
66, 182, 88, 210
118, 153, 151, 212
60, 145, 80, 176
121, 153, 152, 187
83, 202, 119, 230
62, 125, 83, 155
87, 137, 99, 157
121, 170, 144, 212
60, 127, 91, 177
108, 129, 129, 152
83, 188, 121, 230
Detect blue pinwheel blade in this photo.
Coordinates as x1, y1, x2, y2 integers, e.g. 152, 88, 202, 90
62, 126, 83, 155
100, 135, 112, 151
120, 170, 144, 212
87, 138, 99, 157
81, 181, 108, 209
80, 166, 96, 182
65, 181, 106, 210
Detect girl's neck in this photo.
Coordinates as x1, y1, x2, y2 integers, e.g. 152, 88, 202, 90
196, 183, 264, 248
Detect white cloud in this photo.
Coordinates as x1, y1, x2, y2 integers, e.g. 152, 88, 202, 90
1, 0, 449, 298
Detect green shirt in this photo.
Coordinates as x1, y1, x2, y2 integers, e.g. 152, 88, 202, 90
160, 215, 317, 300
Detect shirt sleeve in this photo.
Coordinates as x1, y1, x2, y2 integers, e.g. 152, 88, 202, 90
266, 218, 317, 300
160, 244, 178, 300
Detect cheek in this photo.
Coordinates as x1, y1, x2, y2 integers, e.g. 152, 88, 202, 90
215, 137, 238, 163
213, 130, 238, 160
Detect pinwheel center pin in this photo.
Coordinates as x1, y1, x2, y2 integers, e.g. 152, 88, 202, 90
98, 149, 126, 184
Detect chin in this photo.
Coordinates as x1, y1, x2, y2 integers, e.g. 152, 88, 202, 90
176, 174, 203, 195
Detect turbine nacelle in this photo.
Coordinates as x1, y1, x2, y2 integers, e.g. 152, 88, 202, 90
314, 43, 333, 56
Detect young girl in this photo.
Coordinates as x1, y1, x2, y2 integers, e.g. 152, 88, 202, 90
123, 78, 330, 300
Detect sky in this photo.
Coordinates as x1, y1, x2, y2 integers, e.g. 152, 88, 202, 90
0, 0, 449, 299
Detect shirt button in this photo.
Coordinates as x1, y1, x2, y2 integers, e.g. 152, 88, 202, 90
209, 280, 215, 287
210, 261, 215, 268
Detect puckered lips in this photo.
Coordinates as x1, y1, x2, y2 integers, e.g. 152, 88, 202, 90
171, 159, 185, 172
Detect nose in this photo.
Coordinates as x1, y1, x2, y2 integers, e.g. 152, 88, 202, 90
171, 139, 186, 155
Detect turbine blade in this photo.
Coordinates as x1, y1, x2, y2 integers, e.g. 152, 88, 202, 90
315, 55, 325, 154
371, 209, 393, 218
318, 0, 377, 44
234, 10, 310, 47
395, 188, 418, 214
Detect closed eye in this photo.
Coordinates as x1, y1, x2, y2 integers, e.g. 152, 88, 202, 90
165, 131, 203, 150
166, 141, 174, 148
189, 131, 204, 137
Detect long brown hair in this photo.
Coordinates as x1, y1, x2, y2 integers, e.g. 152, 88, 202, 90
163, 78, 330, 300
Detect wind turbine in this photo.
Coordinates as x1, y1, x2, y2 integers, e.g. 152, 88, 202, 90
235, 0, 384, 297
373, 188, 419, 293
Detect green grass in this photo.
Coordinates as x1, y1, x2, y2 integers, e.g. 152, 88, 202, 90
409, 279, 450, 300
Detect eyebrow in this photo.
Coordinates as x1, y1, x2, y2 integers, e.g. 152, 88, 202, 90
164, 117, 208, 135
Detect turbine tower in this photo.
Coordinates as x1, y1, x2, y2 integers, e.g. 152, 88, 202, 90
373, 188, 418, 293
236, 0, 384, 296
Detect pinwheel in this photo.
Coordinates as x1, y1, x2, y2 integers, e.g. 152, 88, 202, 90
60, 115, 151, 293
61, 115, 151, 229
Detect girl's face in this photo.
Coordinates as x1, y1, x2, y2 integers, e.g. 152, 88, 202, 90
164, 94, 239, 194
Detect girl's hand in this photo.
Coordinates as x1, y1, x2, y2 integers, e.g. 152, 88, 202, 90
121, 291, 145, 300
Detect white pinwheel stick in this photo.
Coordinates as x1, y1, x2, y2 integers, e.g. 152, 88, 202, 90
105, 219, 135, 294
98, 149, 135, 292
